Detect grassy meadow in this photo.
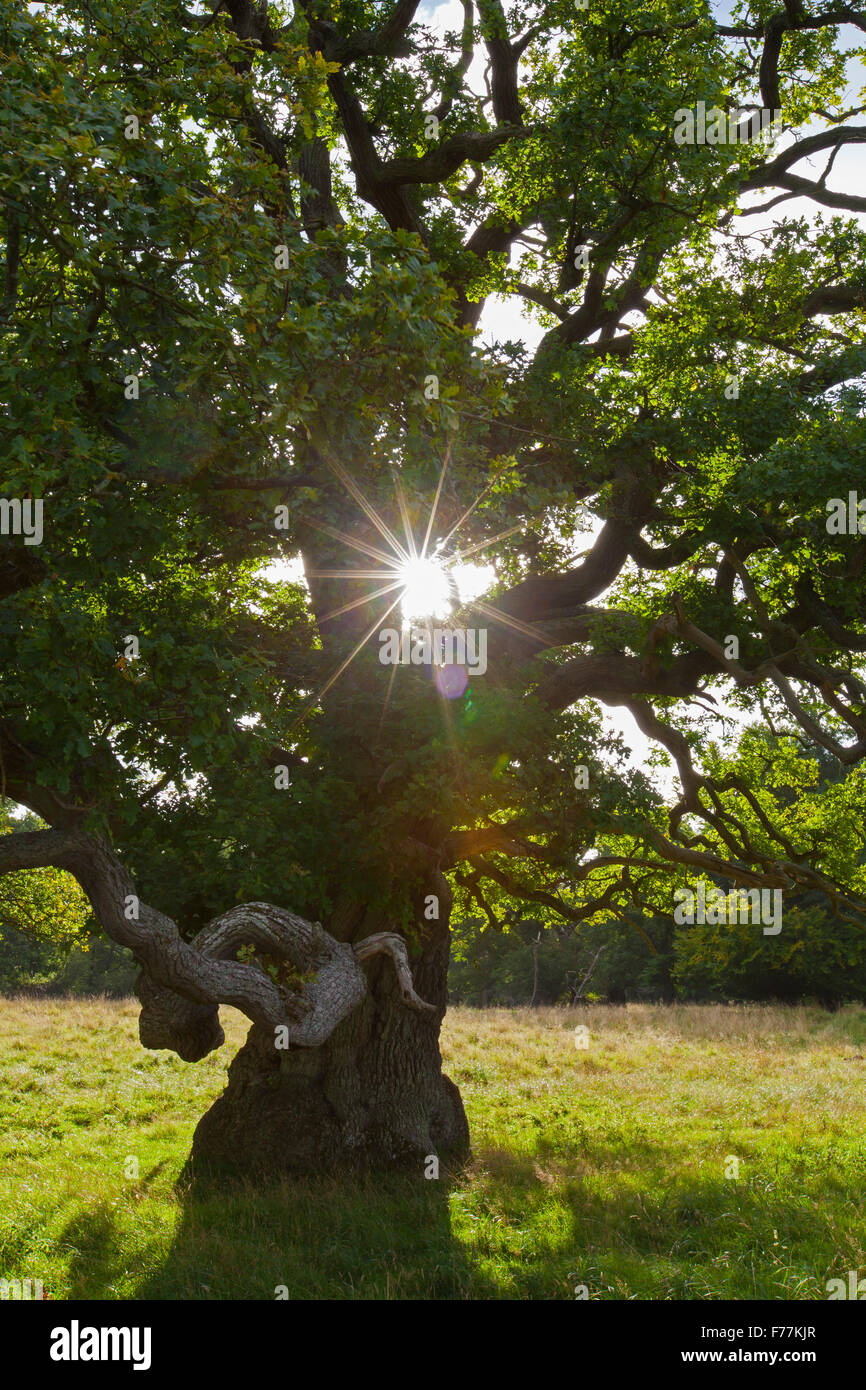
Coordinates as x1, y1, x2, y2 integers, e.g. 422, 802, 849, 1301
1, 997, 865, 1300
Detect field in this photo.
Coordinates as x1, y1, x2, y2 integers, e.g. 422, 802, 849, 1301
1, 998, 865, 1300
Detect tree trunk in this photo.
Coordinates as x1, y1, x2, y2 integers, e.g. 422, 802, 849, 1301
529, 930, 541, 1007
190, 890, 469, 1175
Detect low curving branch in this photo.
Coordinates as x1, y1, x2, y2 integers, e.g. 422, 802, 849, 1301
135, 902, 371, 1059
0, 825, 432, 1062
353, 932, 437, 1012
136, 904, 436, 1059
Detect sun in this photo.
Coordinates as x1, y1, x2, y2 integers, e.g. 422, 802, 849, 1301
398, 555, 454, 622
289, 444, 525, 730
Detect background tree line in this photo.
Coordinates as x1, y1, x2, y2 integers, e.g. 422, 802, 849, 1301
7, 875, 863, 1007
449, 895, 866, 1008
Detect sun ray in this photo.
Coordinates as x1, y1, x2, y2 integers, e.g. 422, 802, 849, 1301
307, 569, 397, 580
434, 681, 464, 782
375, 657, 399, 746
318, 578, 406, 624
290, 590, 406, 733
305, 517, 400, 569
393, 471, 418, 562
292, 436, 514, 730
421, 436, 453, 559
470, 597, 551, 646
436, 459, 514, 554
322, 451, 409, 564
450, 523, 525, 564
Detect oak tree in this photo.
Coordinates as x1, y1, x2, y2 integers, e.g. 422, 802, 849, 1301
2, 0, 865, 1171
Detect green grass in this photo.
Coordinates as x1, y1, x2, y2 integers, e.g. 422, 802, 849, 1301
1, 997, 865, 1299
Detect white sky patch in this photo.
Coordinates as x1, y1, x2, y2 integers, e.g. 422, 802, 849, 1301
261, 554, 307, 586
453, 560, 495, 604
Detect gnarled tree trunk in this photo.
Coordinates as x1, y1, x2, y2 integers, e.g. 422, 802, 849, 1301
0, 824, 469, 1176
191, 890, 469, 1175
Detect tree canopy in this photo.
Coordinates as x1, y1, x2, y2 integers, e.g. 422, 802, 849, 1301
2, 0, 866, 1091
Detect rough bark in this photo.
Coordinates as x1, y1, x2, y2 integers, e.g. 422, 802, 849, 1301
191, 885, 469, 1176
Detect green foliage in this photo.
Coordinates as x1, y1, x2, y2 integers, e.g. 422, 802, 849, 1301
674, 899, 866, 1003
0, 802, 93, 990
48, 935, 139, 997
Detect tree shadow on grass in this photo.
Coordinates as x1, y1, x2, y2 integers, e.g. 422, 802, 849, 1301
53, 1132, 849, 1300
134, 1156, 491, 1301
58, 1208, 129, 1300
466, 1135, 851, 1299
